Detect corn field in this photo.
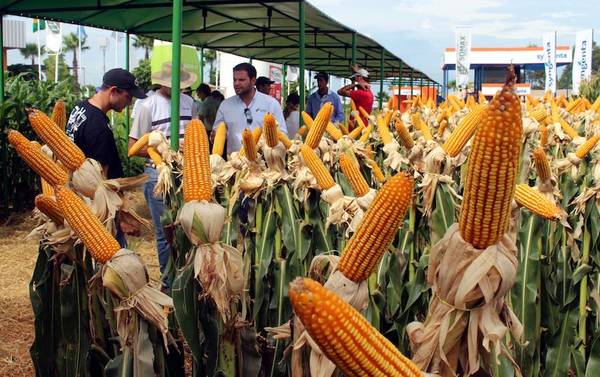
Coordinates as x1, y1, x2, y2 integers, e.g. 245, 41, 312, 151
7, 70, 600, 377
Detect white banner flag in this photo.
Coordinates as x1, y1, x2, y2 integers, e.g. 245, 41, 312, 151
45, 21, 62, 53
455, 27, 472, 91
543, 31, 557, 93
572, 29, 593, 95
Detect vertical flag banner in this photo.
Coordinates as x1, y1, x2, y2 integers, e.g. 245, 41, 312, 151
543, 31, 557, 93
32, 18, 46, 33
455, 27, 472, 91
572, 29, 593, 95
45, 21, 62, 53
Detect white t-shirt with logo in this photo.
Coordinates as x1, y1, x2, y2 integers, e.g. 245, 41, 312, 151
213, 90, 288, 154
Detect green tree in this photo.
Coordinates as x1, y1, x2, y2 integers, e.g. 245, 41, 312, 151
62, 32, 89, 84
19, 43, 45, 66
203, 48, 217, 84
133, 36, 154, 60
43, 54, 70, 82
132, 59, 151, 92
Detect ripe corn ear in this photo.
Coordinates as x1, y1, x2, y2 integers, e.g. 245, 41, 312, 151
575, 134, 600, 159
338, 172, 413, 281
128, 133, 150, 157
263, 113, 279, 147
442, 105, 485, 157
277, 131, 292, 149
359, 125, 372, 143
8, 130, 69, 186
51, 100, 67, 131
28, 109, 86, 171
212, 122, 227, 156
35, 194, 64, 225
146, 146, 163, 166
533, 147, 551, 182
559, 118, 579, 139
300, 145, 335, 190
289, 278, 422, 377
183, 119, 212, 202
411, 112, 433, 141
304, 103, 333, 148
366, 157, 385, 183
55, 186, 121, 263
339, 154, 370, 197
394, 119, 414, 149
514, 184, 562, 220
326, 122, 343, 141
459, 71, 523, 249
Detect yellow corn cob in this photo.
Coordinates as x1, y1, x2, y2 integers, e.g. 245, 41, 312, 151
436, 110, 447, 125
559, 118, 579, 139
591, 97, 600, 112
40, 177, 55, 196
339, 154, 370, 197
459, 70, 523, 250
252, 126, 262, 144
410, 112, 433, 141
359, 125, 372, 143
146, 146, 163, 166
448, 95, 462, 112
378, 122, 394, 145
514, 184, 562, 220
354, 113, 367, 130
348, 123, 364, 139
35, 194, 64, 225
575, 134, 600, 159
339, 123, 349, 136
359, 106, 371, 123
426, 98, 435, 109
326, 122, 343, 141
442, 105, 485, 157
212, 122, 227, 156
558, 96, 568, 108
383, 110, 394, 129
289, 278, 421, 377
533, 147, 551, 182
478, 92, 487, 104
438, 119, 448, 137
366, 157, 385, 183
297, 125, 308, 137
301, 111, 314, 128
263, 113, 279, 147
51, 100, 67, 131
529, 108, 547, 122
566, 98, 581, 113
28, 109, 86, 171
543, 90, 553, 103
550, 101, 560, 123
55, 186, 120, 263
350, 98, 357, 112
183, 119, 212, 202
338, 172, 413, 281
304, 103, 333, 149
240, 128, 257, 161
300, 144, 335, 190
527, 94, 539, 107
277, 130, 292, 149
394, 119, 414, 149
128, 133, 150, 157
466, 95, 476, 110
8, 130, 69, 186
538, 123, 548, 149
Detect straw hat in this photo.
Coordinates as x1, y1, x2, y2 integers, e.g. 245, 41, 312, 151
151, 62, 197, 89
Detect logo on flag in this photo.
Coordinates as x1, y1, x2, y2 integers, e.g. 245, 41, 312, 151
572, 29, 593, 95
32, 18, 46, 33
542, 31, 557, 93
455, 27, 472, 91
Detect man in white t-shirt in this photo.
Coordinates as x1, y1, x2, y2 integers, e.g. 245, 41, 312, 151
128, 62, 197, 289
213, 63, 288, 155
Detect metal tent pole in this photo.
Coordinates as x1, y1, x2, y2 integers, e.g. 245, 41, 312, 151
0, 14, 4, 103
378, 49, 384, 110
410, 71, 414, 99
351, 32, 356, 67
199, 47, 204, 83
282, 64, 287, 105
170, 0, 182, 150
125, 32, 130, 171
397, 61, 403, 111
299, 0, 306, 120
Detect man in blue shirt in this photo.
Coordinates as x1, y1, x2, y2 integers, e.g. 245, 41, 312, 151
306, 72, 344, 123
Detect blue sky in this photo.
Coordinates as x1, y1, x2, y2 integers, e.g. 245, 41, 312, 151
6, 1, 600, 85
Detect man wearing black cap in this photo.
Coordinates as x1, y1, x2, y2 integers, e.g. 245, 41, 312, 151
306, 72, 344, 123
256, 76, 275, 95
66, 68, 146, 246
67, 68, 146, 179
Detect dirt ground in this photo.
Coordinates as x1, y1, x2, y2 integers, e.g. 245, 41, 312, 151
0, 190, 160, 377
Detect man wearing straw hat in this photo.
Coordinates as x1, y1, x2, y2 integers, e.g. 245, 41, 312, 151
128, 62, 197, 289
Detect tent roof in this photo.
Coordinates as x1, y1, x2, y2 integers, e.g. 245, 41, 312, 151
1, 0, 437, 83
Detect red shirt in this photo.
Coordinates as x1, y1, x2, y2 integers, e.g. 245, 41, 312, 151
349, 88, 374, 128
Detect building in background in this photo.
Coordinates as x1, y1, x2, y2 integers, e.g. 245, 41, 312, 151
2, 18, 26, 71
442, 46, 573, 97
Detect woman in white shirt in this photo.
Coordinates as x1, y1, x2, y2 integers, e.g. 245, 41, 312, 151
284, 92, 300, 137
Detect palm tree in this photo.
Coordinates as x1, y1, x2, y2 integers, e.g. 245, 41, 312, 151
19, 43, 44, 66
133, 36, 154, 60
62, 32, 89, 83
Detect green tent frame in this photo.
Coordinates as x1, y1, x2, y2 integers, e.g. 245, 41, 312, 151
0, 0, 439, 148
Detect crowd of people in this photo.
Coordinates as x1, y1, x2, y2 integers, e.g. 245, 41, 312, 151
65, 62, 374, 289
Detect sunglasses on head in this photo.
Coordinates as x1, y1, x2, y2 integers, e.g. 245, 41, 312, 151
244, 108, 253, 124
